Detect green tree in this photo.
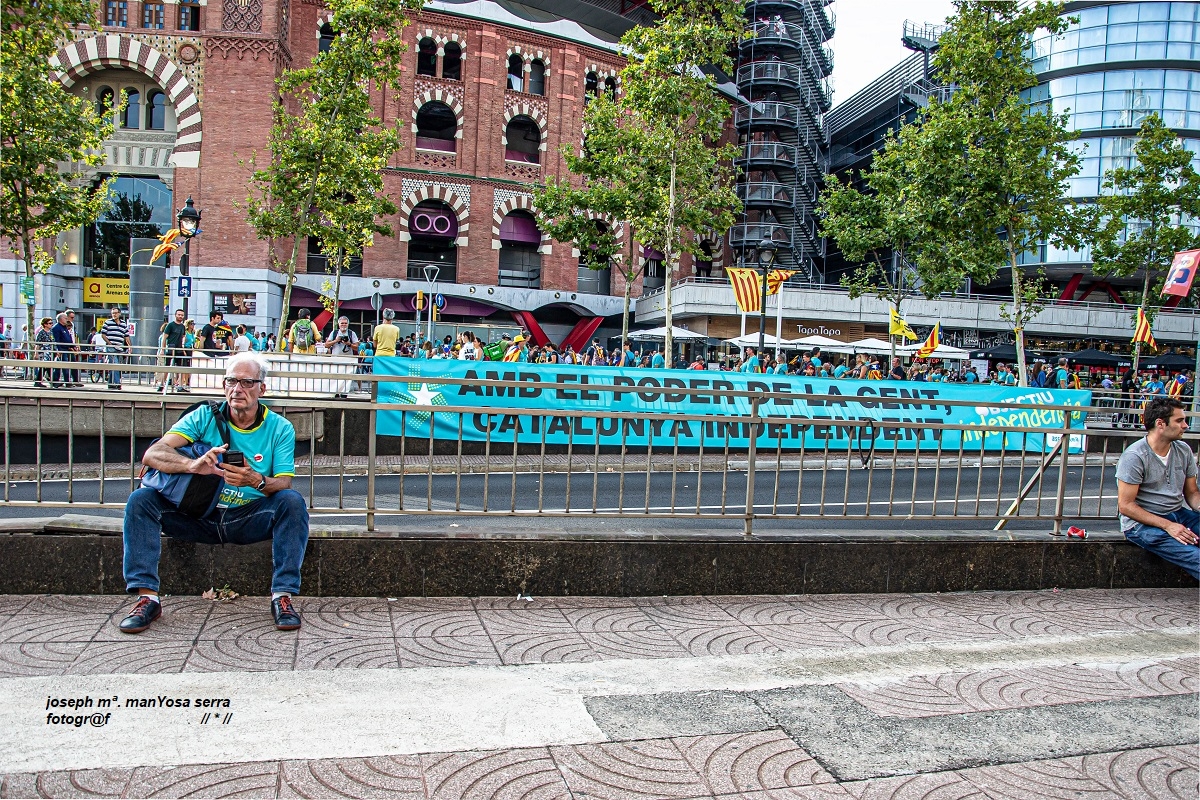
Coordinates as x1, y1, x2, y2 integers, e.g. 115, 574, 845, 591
535, 0, 743, 358
1092, 114, 1200, 373
904, 0, 1085, 386
1, 0, 116, 339
246, 0, 421, 347
820, 129, 970, 363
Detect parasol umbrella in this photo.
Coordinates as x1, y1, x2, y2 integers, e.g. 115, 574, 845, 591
628, 326, 708, 341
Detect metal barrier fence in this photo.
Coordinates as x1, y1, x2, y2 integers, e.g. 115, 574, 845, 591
2, 356, 1189, 536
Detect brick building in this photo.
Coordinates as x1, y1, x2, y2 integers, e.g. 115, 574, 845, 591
3, 0, 736, 349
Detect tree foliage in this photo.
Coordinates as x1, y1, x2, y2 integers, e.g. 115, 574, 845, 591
1, 0, 116, 336
820, 128, 970, 360
1091, 113, 1200, 370
897, 0, 1085, 385
535, 0, 744, 355
246, 0, 421, 344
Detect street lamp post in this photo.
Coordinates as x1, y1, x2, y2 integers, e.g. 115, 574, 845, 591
176, 197, 202, 321
755, 238, 778, 355
422, 264, 439, 345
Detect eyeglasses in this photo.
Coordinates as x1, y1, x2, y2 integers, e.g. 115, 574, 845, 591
223, 378, 263, 389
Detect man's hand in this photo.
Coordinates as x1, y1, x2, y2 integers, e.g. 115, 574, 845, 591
1164, 520, 1200, 547
221, 462, 262, 489
187, 444, 228, 477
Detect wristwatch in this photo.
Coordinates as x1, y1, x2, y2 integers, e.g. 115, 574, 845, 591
256, 475, 267, 491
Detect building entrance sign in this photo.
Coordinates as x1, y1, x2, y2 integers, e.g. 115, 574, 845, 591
375, 360, 1088, 453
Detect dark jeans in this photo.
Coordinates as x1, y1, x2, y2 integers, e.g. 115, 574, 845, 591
123, 486, 310, 595
107, 351, 125, 387
1125, 507, 1200, 580
52, 350, 79, 385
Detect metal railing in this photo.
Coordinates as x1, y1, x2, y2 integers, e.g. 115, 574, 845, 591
0, 358, 1172, 537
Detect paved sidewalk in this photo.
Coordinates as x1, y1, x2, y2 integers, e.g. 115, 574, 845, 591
0, 589, 1196, 799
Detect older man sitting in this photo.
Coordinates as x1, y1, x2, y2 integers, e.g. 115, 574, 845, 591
118, 352, 309, 633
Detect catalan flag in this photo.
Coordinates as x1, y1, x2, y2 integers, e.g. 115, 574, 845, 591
915, 322, 942, 358
889, 308, 917, 340
765, 269, 797, 296
1132, 307, 1158, 351
727, 268, 763, 313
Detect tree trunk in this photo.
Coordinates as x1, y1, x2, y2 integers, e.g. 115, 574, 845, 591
890, 296, 899, 366
1011, 251, 1028, 387
620, 229, 634, 346
662, 158, 677, 364
21, 234, 36, 357
275, 233, 301, 349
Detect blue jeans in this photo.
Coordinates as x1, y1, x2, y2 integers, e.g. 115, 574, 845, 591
1125, 507, 1200, 580
123, 486, 310, 595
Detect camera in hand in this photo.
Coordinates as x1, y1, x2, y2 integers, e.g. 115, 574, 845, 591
224, 451, 245, 467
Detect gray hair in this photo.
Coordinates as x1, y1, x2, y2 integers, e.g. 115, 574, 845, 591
226, 352, 270, 382
338, 316, 349, 324
382, 308, 395, 320
56, 312, 67, 323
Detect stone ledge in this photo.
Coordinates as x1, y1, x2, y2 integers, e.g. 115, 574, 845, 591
0, 523, 1193, 597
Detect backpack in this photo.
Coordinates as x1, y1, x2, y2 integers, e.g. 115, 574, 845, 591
140, 401, 231, 518
292, 320, 313, 349
483, 341, 507, 361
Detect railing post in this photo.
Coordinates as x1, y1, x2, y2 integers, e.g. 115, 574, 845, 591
367, 379, 377, 532
743, 395, 762, 536
1051, 406, 1075, 535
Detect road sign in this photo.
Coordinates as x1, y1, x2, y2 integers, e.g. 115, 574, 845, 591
177, 277, 192, 298
371, 291, 383, 311
434, 293, 446, 309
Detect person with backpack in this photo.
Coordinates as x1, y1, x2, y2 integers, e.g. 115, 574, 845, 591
117, 352, 309, 634
289, 309, 321, 355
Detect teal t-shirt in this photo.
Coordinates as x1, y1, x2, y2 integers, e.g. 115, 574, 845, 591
1055, 367, 1070, 388
833, 364, 847, 378
741, 356, 760, 373
773, 363, 788, 374
169, 404, 296, 508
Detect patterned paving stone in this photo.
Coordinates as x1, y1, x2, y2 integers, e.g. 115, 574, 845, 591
659, 624, 781, 658
0, 596, 32, 615
184, 633, 298, 673
296, 598, 393, 639
636, 597, 739, 627
706, 597, 816, 627
560, 606, 662, 633
491, 631, 598, 665
393, 635, 501, 668
278, 755, 424, 799
476, 608, 574, 635
0, 768, 133, 798
0, 613, 110, 644
20, 596, 128, 615
0, 642, 87, 677
747, 623, 859, 652
64, 641, 193, 675
391, 609, 486, 638
125, 762, 280, 798
674, 729, 836, 794
92, 607, 210, 643
1081, 746, 1200, 800
838, 772, 988, 800
421, 747, 571, 800
957, 756, 1125, 799
294, 637, 399, 671
551, 739, 710, 800
578, 628, 691, 660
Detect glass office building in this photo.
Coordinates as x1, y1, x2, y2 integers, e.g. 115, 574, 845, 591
1021, 1, 1200, 296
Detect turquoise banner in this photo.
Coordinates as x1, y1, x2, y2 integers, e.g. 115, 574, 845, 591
375, 359, 1090, 452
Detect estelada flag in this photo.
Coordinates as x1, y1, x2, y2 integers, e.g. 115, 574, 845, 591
889, 308, 917, 340
1163, 249, 1200, 297
915, 322, 941, 358
1132, 307, 1158, 351
765, 269, 797, 296
727, 268, 762, 313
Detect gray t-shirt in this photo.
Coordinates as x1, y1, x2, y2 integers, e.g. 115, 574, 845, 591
1115, 438, 1198, 531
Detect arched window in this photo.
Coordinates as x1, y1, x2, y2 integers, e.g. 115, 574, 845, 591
528, 59, 545, 96
406, 200, 458, 282
95, 86, 115, 121
442, 42, 462, 81
504, 116, 541, 164
578, 220, 612, 295
417, 37, 437, 76
498, 210, 541, 288
605, 76, 617, 100
145, 91, 166, 131
318, 23, 335, 54
178, 0, 200, 31
121, 89, 140, 129
584, 71, 598, 101
415, 101, 457, 152
507, 54, 524, 92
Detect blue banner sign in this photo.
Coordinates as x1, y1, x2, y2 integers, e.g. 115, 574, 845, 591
375, 359, 1090, 452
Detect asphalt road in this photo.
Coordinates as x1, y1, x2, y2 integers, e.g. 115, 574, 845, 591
2, 464, 1118, 533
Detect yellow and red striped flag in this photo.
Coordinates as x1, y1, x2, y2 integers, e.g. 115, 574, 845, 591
1132, 307, 1158, 350
915, 322, 941, 358
727, 268, 762, 313
765, 269, 797, 296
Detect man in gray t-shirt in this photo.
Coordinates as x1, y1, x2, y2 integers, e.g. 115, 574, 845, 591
1115, 397, 1200, 579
